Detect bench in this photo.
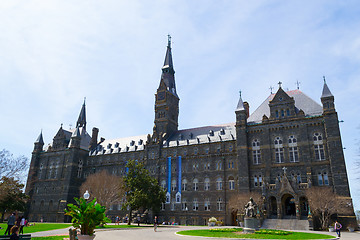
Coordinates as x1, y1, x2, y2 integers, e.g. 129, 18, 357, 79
0, 234, 31, 240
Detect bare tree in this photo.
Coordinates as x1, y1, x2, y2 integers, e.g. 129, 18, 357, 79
79, 170, 125, 210
228, 192, 264, 216
306, 187, 345, 230
0, 149, 29, 182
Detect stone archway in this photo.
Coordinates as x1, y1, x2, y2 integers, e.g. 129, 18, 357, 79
282, 194, 296, 218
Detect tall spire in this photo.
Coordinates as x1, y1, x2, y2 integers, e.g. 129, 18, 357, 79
235, 90, 245, 112
160, 35, 177, 96
35, 130, 44, 144
76, 98, 86, 130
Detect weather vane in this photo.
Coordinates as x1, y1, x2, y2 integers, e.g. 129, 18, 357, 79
296, 80, 300, 90
269, 86, 274, 94
278, 81, 282, 88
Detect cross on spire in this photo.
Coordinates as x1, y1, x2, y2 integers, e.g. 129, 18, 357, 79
167, 34, 171, 48
239, 90, 242, 97
282, 166, 287, 175
323, 76, 326, 83
278, 81, 282, 88
296, 80, 301, 90
269, 86, 274, 94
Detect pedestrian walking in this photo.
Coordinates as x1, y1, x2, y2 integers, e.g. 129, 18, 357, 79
137, 216, 140, 226
335, 220, 342, 238
10, 226, 19, 240
5, 213, 16, 235
154, 216, 158, 232
19, 216, 25, 234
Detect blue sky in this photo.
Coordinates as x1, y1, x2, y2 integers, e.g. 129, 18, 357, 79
1, 1, 360, 210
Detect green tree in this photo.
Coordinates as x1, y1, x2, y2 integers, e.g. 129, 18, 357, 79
123, 160, 166, 224
0, 177, 28, 222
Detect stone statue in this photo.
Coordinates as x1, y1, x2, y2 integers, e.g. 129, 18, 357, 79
245, 197, 258, 218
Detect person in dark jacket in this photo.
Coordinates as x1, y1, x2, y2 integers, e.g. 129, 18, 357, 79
5, 213, 16, 235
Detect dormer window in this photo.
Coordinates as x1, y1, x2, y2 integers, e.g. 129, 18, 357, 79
209, 130, 214, 136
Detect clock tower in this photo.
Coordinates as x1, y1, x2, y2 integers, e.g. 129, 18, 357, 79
153, 35, 179, 140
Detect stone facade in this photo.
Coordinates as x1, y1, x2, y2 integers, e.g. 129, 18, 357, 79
25, 38, 355, 226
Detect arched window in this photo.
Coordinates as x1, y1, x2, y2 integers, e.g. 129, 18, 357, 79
193, 198, 199, 211
193, 178, 199, 191
182, 179, 188, 191
181, 199, 187, 211
314, 133, 325, 161
171, 179, 177, 192
252, 139, 261, 165
288, 135, 299, 162
39, 163, 43, 179
204, 198, 210, 211
48, 163, 53, 179
161, 180, 166, 190
216, 161, 222, 170
204, 178, 210, 191
217, 197, 223, 211
318, 172, 329, 186
254, 175, 258, 187
274, 137, 284, 163
228, 177, 235, 190
216, 177, 223, 190
77, 159, 83, 178
254, 174, 263, 187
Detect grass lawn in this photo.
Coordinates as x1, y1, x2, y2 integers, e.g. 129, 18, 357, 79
0, 223, 71, 235
177, 228, 334, 239
33, 236, 68, 240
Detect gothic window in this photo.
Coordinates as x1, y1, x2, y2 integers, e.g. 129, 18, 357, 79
204, 198, 210, 211
318, 172, 329, 186
217, 197, 223, 211
48, 164, 53, 179
181, 199, 187, 211
182, 179, 188, 191
205, 148, 209, 154
254, 175, 258, 187
194, 148, 198, 155
39, 163, 43, 179
274, 137, 284, 163
254, 175, 263, 187
216, 145, 221, 153
252, 139, 261, 165
161, 180, 166, 190
229, 145, 233, 152
216, 161, 222, 170
275, 110, 279, 118
288, 135, 299, 162
77, 159, 83, 178
171, 179, 177, 192
287, 109, 290, 116
228, 177, 235, 190
176, 194, 181, 203
314, 133, 325, 161
193, 198, 199, 211
228, 161, 234, 169
204, 178, 210, 191
281, 109, 285, 117
193, 178, 199, 191
216, 177, 223, 190
204, 162, 210, 170
184, 149, 187, 156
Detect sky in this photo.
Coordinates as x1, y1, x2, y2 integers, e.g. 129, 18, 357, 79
0, 1, 360, 210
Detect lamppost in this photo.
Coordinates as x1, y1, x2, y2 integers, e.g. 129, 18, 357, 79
84, 190, 90, 200
185, 207, 188, 226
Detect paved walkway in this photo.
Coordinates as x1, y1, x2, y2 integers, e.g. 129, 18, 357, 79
31, 225, 360, 240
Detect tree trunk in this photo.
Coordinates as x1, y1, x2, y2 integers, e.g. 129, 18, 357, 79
127, 208, 132, 225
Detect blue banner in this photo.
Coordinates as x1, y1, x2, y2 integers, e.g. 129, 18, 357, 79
177, 156, 182, 193
167, 157, 171, 193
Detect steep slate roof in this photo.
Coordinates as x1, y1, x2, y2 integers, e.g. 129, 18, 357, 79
321, 82, 334, 98
248, 89, 323, 123
93, 134, 147, 155
35, 131, 44, 144
163, 123, 236, 148
44, 127, 91, 151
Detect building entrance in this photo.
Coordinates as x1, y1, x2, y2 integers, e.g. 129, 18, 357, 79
282, 194, 296, 217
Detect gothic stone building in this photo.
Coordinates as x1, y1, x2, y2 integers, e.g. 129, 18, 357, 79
25, 38, 355, 226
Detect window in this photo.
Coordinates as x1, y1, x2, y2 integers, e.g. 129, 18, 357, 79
182, 200, 187, 211
39, 163, 43, 179
281, 109, 284, 117
204, 178, 210, 191
254, 175, 258, 187
274, 137, 284, 163
161, 180, 166, 190
217, 198, 223, 211
193, 198, 199, 211
205, 148, 209, 154
216, 178, 223, 190
184, 149, 187, 156
318, 172, 329, 186
229, 145, 233, 152
193, 179, 199, 191
254, 175, 262, 187
276, 110, 279, 118
252, 139, 261, 165
289, 136, 299, 162
182, 179, 188, 191
77, 159, 83, 178
204, 162, 210, 170
171, 179, 177, 192
314, 133, 325, 161
228, 161, 234, 169
229, 177, 235, 190
287, 109, 290, 116
204, 198, 210, 211
216, 161, 222, 170
194, 148, 198, 155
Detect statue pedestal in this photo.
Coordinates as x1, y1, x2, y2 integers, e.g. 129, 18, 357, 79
244, 217, 259, 233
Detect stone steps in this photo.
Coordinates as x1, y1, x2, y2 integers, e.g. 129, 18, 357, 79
261, 219, 309, 231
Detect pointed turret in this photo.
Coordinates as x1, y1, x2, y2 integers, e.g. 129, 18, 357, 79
33, 130, 44, 152
76, 98, 86, 130
235, 91, 245, 112
160, 35, 177, 96
321, 77, 335, 113
69, 126, 81, 148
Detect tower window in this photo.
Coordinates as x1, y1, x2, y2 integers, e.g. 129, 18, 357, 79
274, 137, 284, 163
314, 133, 325, 161
252, 139, 261, 165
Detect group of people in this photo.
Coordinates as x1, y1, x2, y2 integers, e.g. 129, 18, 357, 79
4, 212, 27, 239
